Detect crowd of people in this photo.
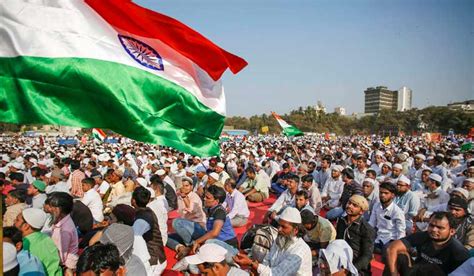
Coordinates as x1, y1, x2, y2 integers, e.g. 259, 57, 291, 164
1, 133, 473, 276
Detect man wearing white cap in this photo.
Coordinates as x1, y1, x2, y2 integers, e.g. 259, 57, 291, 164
387, 163, 403, 185
408, 154, 428, 189
395, 175, 421, 234
414, 173, 451, 231
321, 165, 344, 210
157, 168, 177, 191
14, 208, 62, 276
185, 243, 248, 275
208, 172, 225, 188
376, 162, 392, 183
215, 162, 230, 185
234, 207, 312, 275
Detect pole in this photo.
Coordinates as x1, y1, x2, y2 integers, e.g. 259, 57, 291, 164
285, 135, 302, 164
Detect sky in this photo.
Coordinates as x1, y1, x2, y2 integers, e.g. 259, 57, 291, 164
136, 0, 473, 116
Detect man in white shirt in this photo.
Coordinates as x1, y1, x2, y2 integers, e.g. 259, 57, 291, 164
46, 169, 70, 194
415, 173, 450, 231
301, 174, 322, 214
254, 162, 271, 189
408, 154, 428, 190
80, 177, 104, 223
27, 180, 47, 209
354, 155, 368, 185
157, 169, 176, 192
223, 178, 249, 227
216, 162, 230, 185
369, 182, 406, 253
321, 165, 344, 210
264, 174, 299, 223
395, 175, 421, 234
234, 207, 312, 275
147, 180, 169, 245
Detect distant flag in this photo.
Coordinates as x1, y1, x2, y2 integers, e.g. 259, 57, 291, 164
92, 128, 106, 142
461, 142, 472, 152
271, 112, 303, 137
383, 136, 390, 145
0, 0, 247, 157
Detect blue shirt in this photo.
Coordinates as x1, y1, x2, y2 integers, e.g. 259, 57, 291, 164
17, 250, 46, 276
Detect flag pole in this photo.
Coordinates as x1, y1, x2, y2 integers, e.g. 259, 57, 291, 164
285, 135, 302, 164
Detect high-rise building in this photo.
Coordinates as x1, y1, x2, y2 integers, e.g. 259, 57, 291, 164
397, 86, 412, 111
364, 86, 413, 114
364, 86, 398, 114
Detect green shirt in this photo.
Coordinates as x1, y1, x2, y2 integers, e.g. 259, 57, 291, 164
23, 232, 63, 276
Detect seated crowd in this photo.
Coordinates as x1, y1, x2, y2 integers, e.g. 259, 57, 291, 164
1, 134, 474, 276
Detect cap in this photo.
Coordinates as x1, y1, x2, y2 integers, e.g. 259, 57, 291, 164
362, 178, 376, 187
398, 175, 411, 185
22, 208, 47, 229
383, 162, 392, 169
429, 173, 442, 183
32, 180, 46, 192
136, 177, 148, 188
348, 195, 369, 211
452, 187, 469, 199
217, 162, 225, 168
3, 242, 18, 272
209, 172, 219, 180
393, 164, 403, 170
181, 176, 194, 184
195, 166, 207, 173
156, 169, 166, 176
448, 196, 468, 211
276, 207, 301, 224
185, 243, 227, 265
414, 154, 426, 161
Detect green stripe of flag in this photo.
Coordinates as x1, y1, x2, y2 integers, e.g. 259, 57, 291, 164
0, 56, 224, 156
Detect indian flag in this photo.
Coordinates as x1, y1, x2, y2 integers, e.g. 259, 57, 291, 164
92, 128, 106, 142
0, 0, 247, 157
271, 112, 303, 137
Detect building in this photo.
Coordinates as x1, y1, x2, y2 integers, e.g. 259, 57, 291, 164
315, 100, 327, 113
364, 86, 413, 114
397, 86, 412, 111
447, 100, 474, 114
364, 86, 398, 114
334, 107, 346, 115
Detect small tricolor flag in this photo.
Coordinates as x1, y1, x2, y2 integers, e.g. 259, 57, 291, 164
271, 112, 303, 137
92, 128, 106, 141
0, 0, 247, 157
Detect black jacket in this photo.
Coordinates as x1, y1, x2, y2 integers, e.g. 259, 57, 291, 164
336, 215, 375, 273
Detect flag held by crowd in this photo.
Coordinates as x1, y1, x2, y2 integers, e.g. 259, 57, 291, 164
0, 0, 247, 157
271, 112, 303, 137
92, 128, 106, 142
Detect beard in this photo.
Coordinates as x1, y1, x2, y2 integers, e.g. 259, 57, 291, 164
430, 234, 451, 243
275, 233, 296, 251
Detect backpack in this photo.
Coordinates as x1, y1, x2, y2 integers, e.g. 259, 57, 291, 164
240, 224, 278, 263
240, 224, 261, 250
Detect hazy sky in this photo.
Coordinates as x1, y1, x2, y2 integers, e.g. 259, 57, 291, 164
136, 0, 473, 116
